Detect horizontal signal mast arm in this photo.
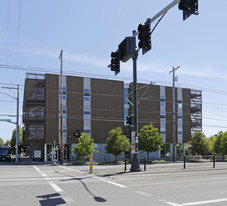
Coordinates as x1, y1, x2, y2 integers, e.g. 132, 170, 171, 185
133, 0, 181, 37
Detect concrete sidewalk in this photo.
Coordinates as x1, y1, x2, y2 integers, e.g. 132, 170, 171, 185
8, 156, 227, 177
68, 161, 227, 177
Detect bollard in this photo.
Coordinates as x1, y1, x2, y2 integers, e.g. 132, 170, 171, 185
124, 160, 127, 172
183, 155, 186, 169
213, 155, 215, 168
89, 156, 93, 173
144, 157, 146, 171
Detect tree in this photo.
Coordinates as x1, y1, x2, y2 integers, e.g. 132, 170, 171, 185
72, 133, 97, 163
213, 131, 227, 156
207, 135, 216, 154
4, 139, 11, 147
138, 123, 164, 160
10, 128, 23, 155
189, 130, 208, 156
105, 127, 130, 161
0, 138, 4, 146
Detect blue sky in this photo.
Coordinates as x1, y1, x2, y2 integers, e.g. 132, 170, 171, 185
1, 0, 227, 142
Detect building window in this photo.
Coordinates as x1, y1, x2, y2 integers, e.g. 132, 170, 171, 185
160, 102, 165, 107
84, 111, 91, 115
178, 103, 182, 109
177, 97, 182, 103
84, 88, 90, 93
84, 96, 90, 101
160, 96, 165, 101
160, 118, 165, 123
178, 113, 183, 119
160, 112, 165, 118
84, 92, 90, 97
28, 125, 44, 139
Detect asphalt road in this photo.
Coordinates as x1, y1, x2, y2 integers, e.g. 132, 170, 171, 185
1, 161, 227, 205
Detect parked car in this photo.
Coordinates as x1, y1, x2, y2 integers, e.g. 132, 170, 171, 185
0, 146, 11, 161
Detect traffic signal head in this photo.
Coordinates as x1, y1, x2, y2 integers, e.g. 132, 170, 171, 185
178, 0, 198, 20
18, 142, 21, 147
118, 37, 136, 63
110, 51, 120, 75
126, 116, 133, 125
74, 130, 81, 138
138, 23, 151, 55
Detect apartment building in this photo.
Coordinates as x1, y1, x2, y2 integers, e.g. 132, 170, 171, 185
23, 73, 202, 162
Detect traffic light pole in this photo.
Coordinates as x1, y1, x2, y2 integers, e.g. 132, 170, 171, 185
147, 0, 180, 25
132, 0, 181, 39
130, 31, 141, 172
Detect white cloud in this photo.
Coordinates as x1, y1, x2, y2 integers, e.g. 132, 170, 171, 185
128, 61, 227, 80
13, 46, 227, 80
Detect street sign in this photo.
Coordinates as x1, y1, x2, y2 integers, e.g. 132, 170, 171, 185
0, 119, 11, 122
131, 131, 136, 154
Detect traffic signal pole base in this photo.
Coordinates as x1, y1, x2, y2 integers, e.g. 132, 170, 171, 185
130, 153, 141, 172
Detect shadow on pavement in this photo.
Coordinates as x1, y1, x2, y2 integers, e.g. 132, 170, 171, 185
56, 171, 107, 203
37, 193, 66, 206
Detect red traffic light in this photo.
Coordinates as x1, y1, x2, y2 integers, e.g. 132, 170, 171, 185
137, 23, 151, 55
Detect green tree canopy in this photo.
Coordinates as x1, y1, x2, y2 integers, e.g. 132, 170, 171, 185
189, 130, 208, 156
4, 139, 11, 147
72, 133, 97, 163
0, 138, 4, 146
213, 131, 227, 155
105, 127, 130, 161
206, 135, 216, 154
138, 123, 164, 159
10, 128, 23, 154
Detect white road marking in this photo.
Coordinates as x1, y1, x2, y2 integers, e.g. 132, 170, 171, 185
0, 177, 68, 182
106, 180, 127, 188
166, 197, 227, 206
136, 191, 152, 197
49, 182, 63, 193
41, 173, 47, 177
182, 197, 227, 205
33, 165, 63, 193
33, 165, 41, 172
59, 166, 127, 188
166, 202, 182, 206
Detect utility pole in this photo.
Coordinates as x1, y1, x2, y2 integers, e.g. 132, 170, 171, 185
169, 66, 180, 162
16, 85, 19, 163
59, 50, 64, 165
2, 85, 19, 163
